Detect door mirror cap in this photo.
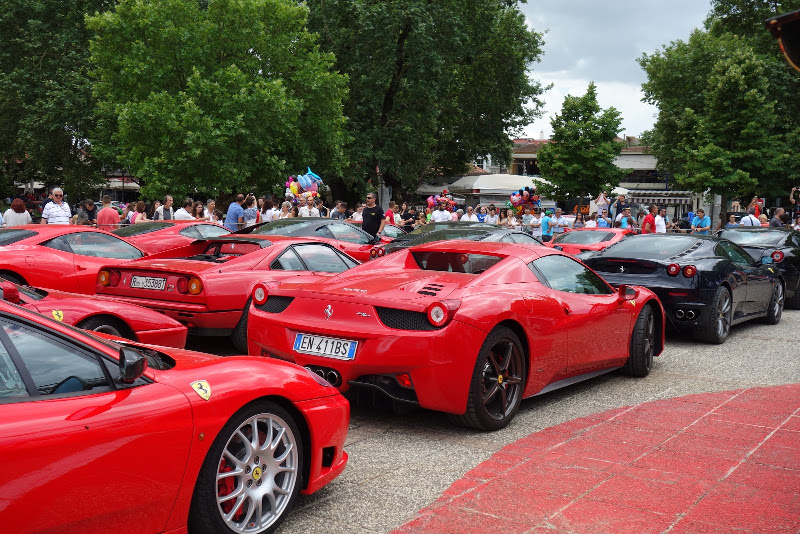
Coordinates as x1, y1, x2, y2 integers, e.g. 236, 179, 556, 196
118, 347, 147, 384
618, 284, 638, 301
0, 281, 20, 304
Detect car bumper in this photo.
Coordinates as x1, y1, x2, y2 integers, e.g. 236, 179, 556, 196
248, 311, 488, 415
95, 295, 242, 334
296, 394, 350, 494
135, 325, 189, 349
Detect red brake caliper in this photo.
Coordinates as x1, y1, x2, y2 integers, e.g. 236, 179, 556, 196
218, 459, 243, 520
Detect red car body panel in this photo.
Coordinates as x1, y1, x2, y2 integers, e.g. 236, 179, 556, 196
115, 220, 230, 254
4, 283, 188, 348
0, 225, 146, 294
96, 236, 354, 335
545, 227, 635, 255
0, 302, 348, 534
248, 241, 665, 415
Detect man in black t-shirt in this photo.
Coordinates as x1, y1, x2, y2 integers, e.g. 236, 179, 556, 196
361, 192, 386, 239
401, 206, 417, 232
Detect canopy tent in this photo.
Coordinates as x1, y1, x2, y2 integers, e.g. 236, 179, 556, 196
105, 178, 140, 191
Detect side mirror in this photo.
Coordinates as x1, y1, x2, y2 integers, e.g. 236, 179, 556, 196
618, 284, 638, 301
0, 282, 20, 304
118, 347, 147, 384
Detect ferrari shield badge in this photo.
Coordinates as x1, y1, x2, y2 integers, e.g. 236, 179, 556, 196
629, 300, 636, 307
51, 310, 64, 322
190, 380, 211, 401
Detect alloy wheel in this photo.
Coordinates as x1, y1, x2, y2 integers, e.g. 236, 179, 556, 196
480, 339, 523, 421
717, 291, 732, 339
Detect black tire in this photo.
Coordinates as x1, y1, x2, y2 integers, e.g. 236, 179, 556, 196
450, 326, 526, 431
761, 281, 784, 325
230, 298, 251, 353
695, 286, 732, 345
622, 305, 655, 377
77, 316, 132, 340
189, 400, 303, 534
0, 272, 25, 285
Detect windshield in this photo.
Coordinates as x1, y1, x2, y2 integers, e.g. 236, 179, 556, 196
112, 222, 173, 237
411, 251, 503, 274
407, 222, 493, 236
718, 229, 787, 247
599, 235, 699, 260
554, 231, 614, 245
249, 221, 317, 236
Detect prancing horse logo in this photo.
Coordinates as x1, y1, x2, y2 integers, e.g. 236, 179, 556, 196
619, 265, 626, 273
324, 304, 333, 320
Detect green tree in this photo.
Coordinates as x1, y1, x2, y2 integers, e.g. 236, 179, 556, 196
88, 0, 348, 200
535, 83, 627, 212
0, 0, 110, 200
639, 30, 796, 199
306, 0, 546, 197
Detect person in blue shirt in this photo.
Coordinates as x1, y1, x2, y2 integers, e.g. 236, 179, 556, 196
596, 208, 612, 228
224, 194, 245, 231
540, 209, 555, 242
691, 208, 711, 235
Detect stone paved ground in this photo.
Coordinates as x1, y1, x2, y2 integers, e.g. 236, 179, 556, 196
187, 309, 800, 533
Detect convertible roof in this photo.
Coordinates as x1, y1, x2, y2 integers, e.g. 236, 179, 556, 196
409, 239, 551, 261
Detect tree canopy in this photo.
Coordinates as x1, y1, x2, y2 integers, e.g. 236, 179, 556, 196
535, 83, 627, 206
88, 0, 349, 199
305, 0, 547, 197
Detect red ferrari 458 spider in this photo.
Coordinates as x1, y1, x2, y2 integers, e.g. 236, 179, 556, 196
546, 227, 635, 257
113, 220, 230, 254
247, 240, 665, 431
0, 225, 145, 294
0, 278, 187, 348
0, 300, 348, 534
96, 235, 358, 351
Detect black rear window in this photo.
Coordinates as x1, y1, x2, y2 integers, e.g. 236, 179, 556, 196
249, 221, 317, 236
718, 229, 787, 247
112, 222, 173, 237
599, 235, 699, 260
0, 229, 38, 246
411, 251, 502, 274
554, 231, 614, 245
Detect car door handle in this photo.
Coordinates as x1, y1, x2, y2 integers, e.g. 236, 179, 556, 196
76, 265, 88, 271
562, 303, 571, 315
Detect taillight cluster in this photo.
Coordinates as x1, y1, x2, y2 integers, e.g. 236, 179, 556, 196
667, 264, 697, 278
253, 283, 268, 305
425, 300, 460, 327
369, 247, 386, 260
177, 276, 203, 295
772, 250, 785, 263
97, 269, 121, 286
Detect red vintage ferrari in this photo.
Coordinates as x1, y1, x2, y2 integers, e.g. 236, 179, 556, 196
96, 235, 358, 351
113, 220, 230, 254
247, 240, 665, 431
0, 225, 145, 294
0, 300, 348, 534
0, 278, 187, 348
546, 227, 635, 257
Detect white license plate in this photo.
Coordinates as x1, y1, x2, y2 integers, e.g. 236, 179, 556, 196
293, 333, 357, 360
130, 275, 166, 291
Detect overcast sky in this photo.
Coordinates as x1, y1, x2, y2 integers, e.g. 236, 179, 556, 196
518, 1, 711, 140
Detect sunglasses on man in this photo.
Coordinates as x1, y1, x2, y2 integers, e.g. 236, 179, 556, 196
766, 9, 800, 71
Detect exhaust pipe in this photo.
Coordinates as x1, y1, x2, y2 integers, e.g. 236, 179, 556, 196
685, 310, 696, 320
326, 370, 341, 387
675, 309, 685, 319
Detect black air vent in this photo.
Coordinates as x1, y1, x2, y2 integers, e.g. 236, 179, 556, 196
417, 283, 444, 297
256, 296, 294, 313
376, 307, 439, 331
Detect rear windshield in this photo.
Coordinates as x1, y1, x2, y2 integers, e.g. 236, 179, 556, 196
112, 222, 173, 237
411, 251, 502, 274
0, 229, 38, 246
718, 229, 787, 247
250, 221, 316, 236
599, 236, 699, 260
553, 231, 614, 245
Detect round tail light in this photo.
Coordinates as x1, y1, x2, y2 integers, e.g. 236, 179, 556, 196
667, 263, 680, 276
772, 250, 785, 262
377, 248, 385, 257
108, 270, 121, 287
97, 270, 110, 286
253, 284, 268, 306
683, 265, 697, 277
427, 303, 448, 327
370, 249, 378, 259
187, 278, 203, 295
176, 277, 189, 294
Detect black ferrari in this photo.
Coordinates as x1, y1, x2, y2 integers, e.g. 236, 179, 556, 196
717, 227, 800, 308
583, 234, 784, 344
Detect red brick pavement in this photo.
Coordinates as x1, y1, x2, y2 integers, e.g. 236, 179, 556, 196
395, 384, 800, 533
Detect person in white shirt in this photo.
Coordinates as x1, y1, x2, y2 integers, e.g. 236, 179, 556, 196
655, 207, 668, 233
529, 208, 542, 237
595, 191, 610, 216
41, 188, 72, 224
298, 196, 320, 217
430, 201, 452, 222
460, 205, 479, 222
203, 199, 216, 221
3, 198, 33, 226
351, 204, 364, 221
485, 207, 499, 225
173, 198, 195, 220
553, 208, 570, 234
739, 207, 761, 226
585, 212, 598, 228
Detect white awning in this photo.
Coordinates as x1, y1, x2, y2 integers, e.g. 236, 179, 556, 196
627, 190, 695, 206
104, 179, 140, 191
448, 173, 550, 194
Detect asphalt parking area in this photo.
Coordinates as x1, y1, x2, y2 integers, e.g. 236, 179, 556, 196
192, 311, 800, 533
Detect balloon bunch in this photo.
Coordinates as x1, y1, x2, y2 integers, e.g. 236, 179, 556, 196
426, 189, 456, 211
285, 167, 324, 203
506, 185, 540, 215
